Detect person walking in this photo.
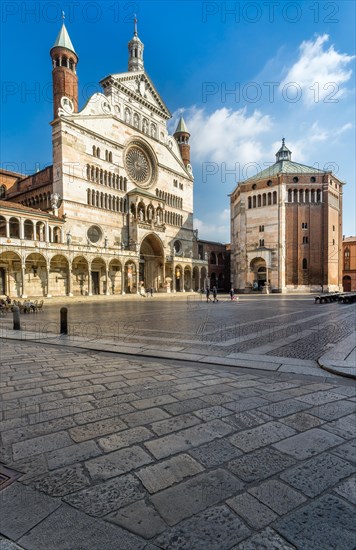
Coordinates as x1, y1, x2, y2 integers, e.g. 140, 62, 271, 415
206, 287, 211, 303
230, 287, 234, 300
150, 287, 153, 297
212, 285, 218, 303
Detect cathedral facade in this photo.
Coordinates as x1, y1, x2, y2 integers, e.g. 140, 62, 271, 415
230, 140, 343, 293
0, 21, 207, 297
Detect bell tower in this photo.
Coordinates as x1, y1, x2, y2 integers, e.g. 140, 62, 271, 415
50, 17, 78, 119
174, 117, 191, 167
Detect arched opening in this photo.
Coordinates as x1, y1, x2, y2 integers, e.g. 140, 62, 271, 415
210, 272, 217, 288
184, 266, 192, 292
0, 216, 6, 237
0, 251, 21, 296
302, 258, 308, 270
210, 252, 217, 265
175, 265, 183, 292
193, 266, 200, 291
35, 221, 45, 241
250, 257, 267, 291
72, 256, 89, 295
91, 257, 106, 295
139, 234, 164, 291
200, 266, 208, 291
124, 261, 137, 294
108, 260, 122, 295
25, 253, 47, 296
9, 217, 20, 238
49, 255, 69, 296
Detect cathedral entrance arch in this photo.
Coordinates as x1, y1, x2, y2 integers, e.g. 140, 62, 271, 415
250, 257, 267, 290
139, 234, 164, 291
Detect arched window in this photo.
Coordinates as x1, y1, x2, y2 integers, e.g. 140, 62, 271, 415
344, 248, 350, 270
96, 147, 100, 158
299, 189, 304, 203
253, 196, 256, 208
273, 191, 277, 204
92, 145, 96, 157
62, 56, 68, 68
267, 192, 272, 205
302, 258, 308, 270
311, 189, 315, 203
87, 189, 91, 205
109, 152, 113, 163
317, 189, 321, 202
288, 189, 292, 202
305, 189, 309, 203
257, 195, 261, 207
262, 193, 266, 206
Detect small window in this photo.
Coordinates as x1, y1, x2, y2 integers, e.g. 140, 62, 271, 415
333, 239, 335, 246
259, 239, 265, 247
259, 225, 264, 232
303, 236, 309, 244
252, 184, 257, 190
293, 177, 299, 183
248, 197, 252, 209
267, 180, 272, 187
302, 222, 308, 229
332, 225, 335, 231
310, 176, 316, 183
87, 225, 102, 243
302, 258, 307, 269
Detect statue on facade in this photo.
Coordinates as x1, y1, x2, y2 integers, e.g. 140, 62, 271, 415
51, 193, 60, 209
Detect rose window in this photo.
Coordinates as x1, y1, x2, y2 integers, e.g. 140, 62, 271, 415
125, 147, 151, 185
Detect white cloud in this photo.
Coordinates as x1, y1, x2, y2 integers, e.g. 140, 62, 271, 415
280, 34, 354, 106
194, 217, 229, 243
171, 106, 272, 164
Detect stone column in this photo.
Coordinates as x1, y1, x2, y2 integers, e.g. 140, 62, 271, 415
190, 269, 194, 292
88, 265, 92, 296
45, 223, 49, 243
20, 219, 24, 240
105, 266, 110, 296
46, 266, 51, 297
67, 263, 73, 296
32, 221, 36, 241
121, 268, 125, 295
135, 263, 140, 294
21, 263, 27, 298
172, 264, 176, 293
5, 218, 10, 238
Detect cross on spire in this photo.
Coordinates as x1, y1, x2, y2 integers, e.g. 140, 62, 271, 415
134, 14, 138, 36
62, 10, 65, 21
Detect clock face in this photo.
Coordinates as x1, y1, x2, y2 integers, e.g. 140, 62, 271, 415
125, 146, 152, 187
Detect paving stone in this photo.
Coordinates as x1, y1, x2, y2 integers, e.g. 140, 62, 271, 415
199, 393, 233, 405
69, 417, 127, 442
108, 499, 167, 539
322, 414, 356, 439
274, 493, 356, 549
162, 398, 207, 416
63, 384, 107, 396
12, 431, 72, 461
46, 440, 102, 470
0, 483, 60, 540
0, 536, 26, 550
234, 527, 296, 549
227, 492, 277, 529
279, 411, 323, 432
18, 503, 147, 550
171, 389, 204, 400
331, 440, 356, 464
296, 390, 347, 405
257, 398, 311, 418
229, 421, 296, 452
86, 445, 153, 480
144, 419, 234, 460
28, 464, 91, 496
64, 473, 145, 516
9, 454, 48, 482
256, 382, 299, 392
224, 396, 270, 413
308, 399, 356, 421
249, 479, 306, 515
98, 426, 154, 452
334, 475, 356, 504
131, 394, 178, 409
193, 405, 231, 421
122, 407, 171, 427
280, 452, 355, 497
150, 469, 244, 525
154, 505, 250, 549
73, 405, 134, 425
227, 447, 297, 482
1, 417, 77, 445
150, 413, 201, 436
223, 410, 272, 431
137, 454, 204, 493
189, 439, 243, 468
273, 428, 345, 460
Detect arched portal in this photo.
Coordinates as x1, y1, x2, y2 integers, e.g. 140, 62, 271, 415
91, 257, 106, 295
250, 257, 267, 291
72, 256, 89, 295
139, 234, 164, 291
184, 266, 192, 292
193, 266, 200, 291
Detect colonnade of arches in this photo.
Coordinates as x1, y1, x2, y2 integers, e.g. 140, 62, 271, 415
20, 192, 51, 210
86, 164, 127, 191
248, 191, 277, 209
0, 215, 62, 242
86, 190, 127, 212
287, 188, 322, 203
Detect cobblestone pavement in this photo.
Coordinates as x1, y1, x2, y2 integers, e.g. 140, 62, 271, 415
1, 296, 354, 362
0, 340, 355, 549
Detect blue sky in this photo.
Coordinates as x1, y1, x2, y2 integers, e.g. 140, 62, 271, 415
1, 1, 355, 241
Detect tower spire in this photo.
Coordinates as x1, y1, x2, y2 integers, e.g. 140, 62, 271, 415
50, 21, 78, 119
174, 117, 191, 167
128, 16, 144, 72
275, 138, 292, 162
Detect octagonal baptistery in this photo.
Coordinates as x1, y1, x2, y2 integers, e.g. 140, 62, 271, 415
230, 140, 344, 293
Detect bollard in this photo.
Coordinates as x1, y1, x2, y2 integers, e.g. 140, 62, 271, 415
13, 305, 21, 331
60, 307, 68, 335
